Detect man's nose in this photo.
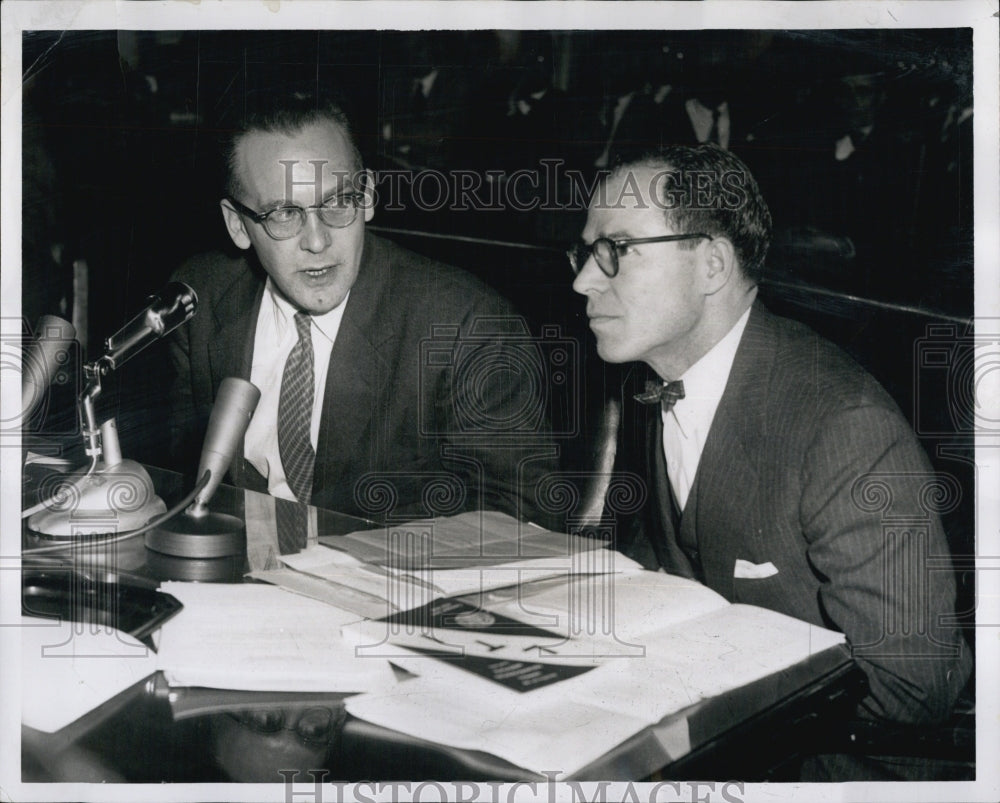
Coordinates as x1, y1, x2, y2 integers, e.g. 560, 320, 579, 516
298, 210, 332, 253
571, 252, 606, 296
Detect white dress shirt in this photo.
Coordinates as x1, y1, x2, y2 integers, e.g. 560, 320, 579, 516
245, 279, 348, 501
661, 306, 751, 510
685, 98, 731, 151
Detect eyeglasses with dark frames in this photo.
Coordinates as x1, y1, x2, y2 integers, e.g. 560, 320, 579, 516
227, 706, 344, 746
567, 233, 711, 278
227, 193, 364, 241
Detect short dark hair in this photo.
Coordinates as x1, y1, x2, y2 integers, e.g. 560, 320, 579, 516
613, 144, 772, 283
221, 94, 364, 200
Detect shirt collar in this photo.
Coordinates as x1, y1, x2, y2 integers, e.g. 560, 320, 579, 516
265, 277, 350, 345
663, 305, 752, 435
417, 69, 438, 98
686, 97, 729, 118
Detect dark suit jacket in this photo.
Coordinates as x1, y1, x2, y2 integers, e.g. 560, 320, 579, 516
617, 301, 971, 729
166, 233, 558, 524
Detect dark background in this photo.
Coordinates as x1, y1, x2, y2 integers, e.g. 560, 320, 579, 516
21, 28, 976, 637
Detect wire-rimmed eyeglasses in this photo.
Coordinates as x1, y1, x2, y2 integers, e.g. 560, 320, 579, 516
567, 233, 711, 278
227, 193, 364, 241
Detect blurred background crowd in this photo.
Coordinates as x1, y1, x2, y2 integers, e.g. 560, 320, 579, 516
22, 28, 972, 337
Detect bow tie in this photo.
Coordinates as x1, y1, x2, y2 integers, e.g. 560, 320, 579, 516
634, 380, 685, 412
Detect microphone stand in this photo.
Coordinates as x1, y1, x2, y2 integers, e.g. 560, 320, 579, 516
26, 410, 168, 539
79, 356, 111, 477
26, 283, 197, 539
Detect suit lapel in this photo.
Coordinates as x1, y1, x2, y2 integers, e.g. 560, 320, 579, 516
206, 263, 262, 391
313, 234, 394, 499
684, 302, 774, 591
204, 261, 264, 487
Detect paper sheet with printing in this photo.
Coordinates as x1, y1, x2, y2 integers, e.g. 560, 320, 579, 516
344, 571, 846, 776
155, 582, 393, 693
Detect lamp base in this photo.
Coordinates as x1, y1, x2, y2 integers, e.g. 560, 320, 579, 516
26, 459, 167, 538
145, 511, 246, 558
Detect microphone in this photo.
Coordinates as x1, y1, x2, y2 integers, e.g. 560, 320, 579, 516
25, 285, 199, 540
77, 281, 197, 468
145, 377, 261, 559
21, 315, 76, 426
100, 282, 197, 372
190, 378, 262, 517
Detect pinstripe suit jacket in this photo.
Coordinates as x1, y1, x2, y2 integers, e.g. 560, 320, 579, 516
165, 233, 558, 524
620, 301, 971, 727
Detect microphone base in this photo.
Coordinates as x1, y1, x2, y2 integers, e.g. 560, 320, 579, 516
26, 460, 167, 538
145, 511, 246, 559
145, 550, 245, 583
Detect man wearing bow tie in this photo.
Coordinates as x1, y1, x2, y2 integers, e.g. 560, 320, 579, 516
569, 144, 970, 779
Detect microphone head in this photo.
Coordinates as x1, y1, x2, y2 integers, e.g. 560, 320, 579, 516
102, 282, 198, 371
193, 377, 261, 511
145, 377, 260, 559
154, 282, 199, 335
21, 315, 77, 426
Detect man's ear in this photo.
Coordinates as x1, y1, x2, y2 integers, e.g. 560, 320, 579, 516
360, 169, 376, 224
220, 199, 252, 250
702, 236, 737, 294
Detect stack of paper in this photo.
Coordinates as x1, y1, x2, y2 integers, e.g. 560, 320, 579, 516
253, 510, 641, 618
22, 581, 399, 735
320, 510, 599, 568
154, 582, 395, 693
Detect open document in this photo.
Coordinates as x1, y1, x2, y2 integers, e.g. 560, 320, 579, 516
343, 570, 846, 777
342, 569, 735, 662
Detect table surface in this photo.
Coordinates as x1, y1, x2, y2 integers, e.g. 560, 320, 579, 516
20, 461, 866, 783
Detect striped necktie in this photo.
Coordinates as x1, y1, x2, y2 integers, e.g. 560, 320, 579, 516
278, 311, 316, 504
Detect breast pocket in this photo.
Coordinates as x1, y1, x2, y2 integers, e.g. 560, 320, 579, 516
730, 562, 785, 608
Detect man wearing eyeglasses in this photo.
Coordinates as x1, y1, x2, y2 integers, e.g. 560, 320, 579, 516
571, 144, 970, 779
165, 97, 556, 525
